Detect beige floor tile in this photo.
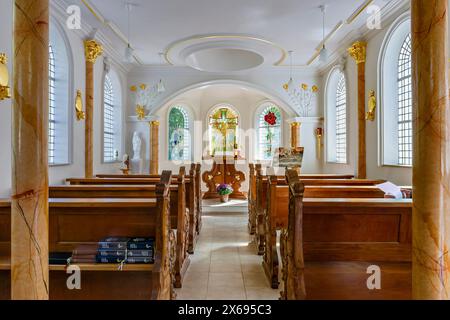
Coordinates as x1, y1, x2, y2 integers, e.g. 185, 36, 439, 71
210, 261, 242, 273
208, 272, 244, 288
207, 287, 246, 300
245, 287, 280, 300
176, 286, 208, 300
243, 272, 270, 288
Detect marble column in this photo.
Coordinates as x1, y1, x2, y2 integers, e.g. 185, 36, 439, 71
411, 0, 450, 300
150, 120, 160, 174
12, 0, 49, 300
348, 41, 367, 179
84, 40, 103, 178
290, 122, 300, 148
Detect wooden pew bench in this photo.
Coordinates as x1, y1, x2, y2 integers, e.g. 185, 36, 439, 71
72, 165, 202, 256
279, 171, 412, 300
247, 165, 355, 235
262, 176, 387, 288
0, 173, 174, 300
254, 170, 384, 256
61, 170, 190, 288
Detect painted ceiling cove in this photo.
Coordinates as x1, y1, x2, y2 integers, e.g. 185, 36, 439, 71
77, 0, 397, 68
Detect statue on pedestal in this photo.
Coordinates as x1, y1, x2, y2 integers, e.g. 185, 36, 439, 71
120, 154, 130, 175
132, 131, 142, 160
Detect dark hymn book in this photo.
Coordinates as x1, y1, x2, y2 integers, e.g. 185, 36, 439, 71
97, 250, 127, 257
127, 249, 153, 257
49, 252, 72, 265
97, 237, 130, 250
96, 256, 125, 264
127, 237, 155, 250
126, 257, 154, 264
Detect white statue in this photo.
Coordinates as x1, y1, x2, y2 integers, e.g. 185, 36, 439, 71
132, 131, 142, 160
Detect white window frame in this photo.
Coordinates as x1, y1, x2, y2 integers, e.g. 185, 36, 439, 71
101, 68, 123, 164
325, 66, 349, 164
48, 18, 73, 166
378, 13, 412, 167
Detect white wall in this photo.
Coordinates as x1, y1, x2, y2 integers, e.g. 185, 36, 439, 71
0, 0, 13, 197
0, 1, 128, 197
322, 6, 412, 186
126, 69, 323, 189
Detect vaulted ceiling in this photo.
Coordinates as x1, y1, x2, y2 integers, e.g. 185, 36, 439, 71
75, 0, 399, 69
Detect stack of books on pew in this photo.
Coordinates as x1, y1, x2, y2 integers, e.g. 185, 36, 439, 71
71, 237, 154, 265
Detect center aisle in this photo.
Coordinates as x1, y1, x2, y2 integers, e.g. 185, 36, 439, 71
176, 212, 279, 300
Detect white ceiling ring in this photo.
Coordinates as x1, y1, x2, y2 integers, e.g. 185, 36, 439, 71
165, 35, 287, 69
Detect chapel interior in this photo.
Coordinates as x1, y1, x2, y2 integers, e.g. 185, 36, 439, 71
0, 0, 449, 301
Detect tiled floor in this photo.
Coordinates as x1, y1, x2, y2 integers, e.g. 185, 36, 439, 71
175, 211, 280, 300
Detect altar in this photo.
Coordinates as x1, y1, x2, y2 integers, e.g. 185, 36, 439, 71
202, 155, 246, 200
202, 106, 247, 200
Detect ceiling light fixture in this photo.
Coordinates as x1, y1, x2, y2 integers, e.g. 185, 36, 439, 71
319, 4, 328, 63
124, 2, 135, 63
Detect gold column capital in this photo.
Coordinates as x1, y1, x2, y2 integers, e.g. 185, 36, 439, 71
0, 53, 7, 64
347, 41, 367, 64
290, 122, 301, 128
0, 53, 11, 101
150, 120, 160, 127
84, 39, 103, 63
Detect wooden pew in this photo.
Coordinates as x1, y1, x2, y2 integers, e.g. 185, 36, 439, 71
263, 176, 387, 288
195, 164, 203, 234
254, 169, 383, 255
0, 172, 174, 300
279, 170, 412, 300
95, 164, 201, 255
247, 163, 261, 235
63, 168, 190, 288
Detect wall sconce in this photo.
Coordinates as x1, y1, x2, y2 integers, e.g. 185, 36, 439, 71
315, 128, 323, 160
0, 53, 11, 101
366, 90, 376, 121
75, 90, 85, 121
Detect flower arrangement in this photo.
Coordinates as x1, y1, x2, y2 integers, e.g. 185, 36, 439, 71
216, 184, 233, 196
264, 111, 277, 126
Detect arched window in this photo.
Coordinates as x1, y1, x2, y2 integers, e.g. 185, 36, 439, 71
168, 106, 191, 161
335, 74, 347, 163
397, 34, 412, 166
103, 75, 115, 162
48, 45, 56, 164
379, 15, 411, 167
48, 21, 71, 165
256, 104, 282, 160
208, 106, 239, 156
325, 67, 347, 164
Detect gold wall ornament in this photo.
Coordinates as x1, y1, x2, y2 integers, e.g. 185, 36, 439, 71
84, 39, 103, 63
0, 53, 11, 101
366, 90, 376, 121
315, 128, 323, 160
75, 90, 85, 121
136, 104, 146, 120
347, 41, 367, 64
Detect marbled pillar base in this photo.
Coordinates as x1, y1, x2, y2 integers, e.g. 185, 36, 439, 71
412, 0, 450, 300
12, 0, 49, 300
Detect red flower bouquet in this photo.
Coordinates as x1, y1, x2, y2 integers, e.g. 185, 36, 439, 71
264, 112, 277, 126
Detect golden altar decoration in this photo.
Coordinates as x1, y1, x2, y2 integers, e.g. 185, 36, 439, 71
202, 107, 246, 200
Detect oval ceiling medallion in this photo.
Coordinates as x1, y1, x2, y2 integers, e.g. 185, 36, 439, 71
185, 48, 264, 72
165, 35, 286, 72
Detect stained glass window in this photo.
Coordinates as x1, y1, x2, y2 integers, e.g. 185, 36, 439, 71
208, 107, 239, 156
168, 106, 191, 161
257, 105, 282, 160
